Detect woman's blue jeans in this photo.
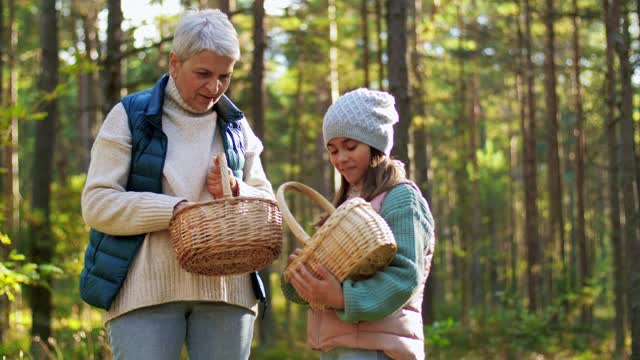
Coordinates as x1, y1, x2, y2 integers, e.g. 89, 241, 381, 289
107, 301, 255, 360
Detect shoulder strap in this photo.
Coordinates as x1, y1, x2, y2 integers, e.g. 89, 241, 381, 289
370, 180, 419, 213
369, 192, 388, 213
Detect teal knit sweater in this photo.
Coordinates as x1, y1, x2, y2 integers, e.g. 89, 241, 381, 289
281, 183, 435, 323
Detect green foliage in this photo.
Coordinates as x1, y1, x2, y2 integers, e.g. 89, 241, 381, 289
0, 325, 110, 360
0, 0, 629, 358
0, 234, 63, 301
426, 306, 616, 359
425, 318, 458, 347
0, 251, 38, 301
250, 341, 319, 360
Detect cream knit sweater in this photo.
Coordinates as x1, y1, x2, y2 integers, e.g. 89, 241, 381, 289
81, 77, 274, 323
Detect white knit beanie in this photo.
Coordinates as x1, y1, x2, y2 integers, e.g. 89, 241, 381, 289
322, 88, 399, 155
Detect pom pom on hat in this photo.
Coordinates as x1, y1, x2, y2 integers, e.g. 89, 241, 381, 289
322, 88, 399, 155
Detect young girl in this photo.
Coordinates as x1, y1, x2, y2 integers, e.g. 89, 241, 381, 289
281, 88, 435, 360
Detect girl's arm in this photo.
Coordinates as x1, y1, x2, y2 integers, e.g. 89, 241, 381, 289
336, 184, 435, 323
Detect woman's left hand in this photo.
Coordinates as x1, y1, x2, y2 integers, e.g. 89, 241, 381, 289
289, 263, 344, 310
207, 155, 239, 198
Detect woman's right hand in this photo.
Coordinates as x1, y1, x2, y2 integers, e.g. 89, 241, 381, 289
207, 155, 239, 198
172, 200, 192, 217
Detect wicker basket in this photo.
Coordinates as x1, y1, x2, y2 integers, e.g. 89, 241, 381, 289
168, 155, 282, 276
277, 182, 397, 284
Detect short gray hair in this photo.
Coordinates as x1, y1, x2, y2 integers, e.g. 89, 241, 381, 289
172, 9, 240, 61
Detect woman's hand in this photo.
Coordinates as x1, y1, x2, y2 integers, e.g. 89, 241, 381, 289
289, 262, 344, 310
172, 200, 193, 217
207, 155, 239, 198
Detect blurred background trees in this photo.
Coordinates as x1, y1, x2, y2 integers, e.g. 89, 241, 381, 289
0, 0, 638, 358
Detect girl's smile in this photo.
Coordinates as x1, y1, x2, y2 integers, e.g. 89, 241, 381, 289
327, 137, 372, 187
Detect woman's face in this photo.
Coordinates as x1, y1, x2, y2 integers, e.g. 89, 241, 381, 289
327, 137, 372, 187
169, 50, 235, 112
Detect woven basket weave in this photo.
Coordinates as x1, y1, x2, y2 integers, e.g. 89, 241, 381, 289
277, 182, 397, 284
168, 155, 282, 276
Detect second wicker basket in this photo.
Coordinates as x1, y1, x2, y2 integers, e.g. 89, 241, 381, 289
277, 181, 397, 284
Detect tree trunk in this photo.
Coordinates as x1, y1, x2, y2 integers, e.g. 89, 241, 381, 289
250, 0, 273, 348
543, 0, 564, 310
409, 0, 434, 324
469, 9, 483, 307
284, 64, 305, 343
29, 0, 58, 353
454, 3, 470, 324
571, 0, 591, 325
79, 72, 90, 168
362, 0, 370, 88
513, 6, 526, 300
614, 2, 640, 357
522, 0, 540, 312
103, 0, 123, 112
3, 0, 19, 342
219, 0, 236, 98
4, 0, 18, 246
329, 0, 341, 192
387, 0, 411, 174
75, 2, 90, 168
73, 1, 97, 170
218, 0, 235, 15
81, 4, 102, 168
0, 0, 7, 344
604, 0, 625, 357
329, 0, 339, 103
251, 0, 266, 145
315, 85, 333, 199
470, 71, 483, 308
636, 0, 640, 212
375, 0, 384, 90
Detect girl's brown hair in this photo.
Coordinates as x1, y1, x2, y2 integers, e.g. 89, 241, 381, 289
314, 147, 404, 228
331, 147, 405, 207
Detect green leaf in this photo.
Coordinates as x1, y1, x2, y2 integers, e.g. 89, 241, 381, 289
0, 233, 10, 245
8, 251, 25, 261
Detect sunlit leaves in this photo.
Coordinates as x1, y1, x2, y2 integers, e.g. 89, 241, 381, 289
0, 233, 11, 245
1, 248, 63, 301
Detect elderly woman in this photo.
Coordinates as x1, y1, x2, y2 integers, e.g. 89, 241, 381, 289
80, 9, 273, 359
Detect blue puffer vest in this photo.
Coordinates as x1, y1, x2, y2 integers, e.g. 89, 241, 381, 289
80, 74, 265, 310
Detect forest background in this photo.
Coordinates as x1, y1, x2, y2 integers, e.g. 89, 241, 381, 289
0, 0, 639, 359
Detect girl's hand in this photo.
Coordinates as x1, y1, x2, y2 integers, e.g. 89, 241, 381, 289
289, 262, 344, 310
207, 155, 239, 198
288, 248, 303, 266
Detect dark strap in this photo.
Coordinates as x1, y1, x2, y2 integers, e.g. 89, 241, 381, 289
250, 273, 267, 319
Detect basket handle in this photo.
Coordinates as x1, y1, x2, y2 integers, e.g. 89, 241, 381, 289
216, 154, 234, 198
276, 181, 336, 245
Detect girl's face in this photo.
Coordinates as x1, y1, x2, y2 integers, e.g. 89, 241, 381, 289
169, 50, 235, 112
327, 137, 372, 186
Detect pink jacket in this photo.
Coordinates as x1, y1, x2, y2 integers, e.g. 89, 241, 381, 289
306, 188, 434, 360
